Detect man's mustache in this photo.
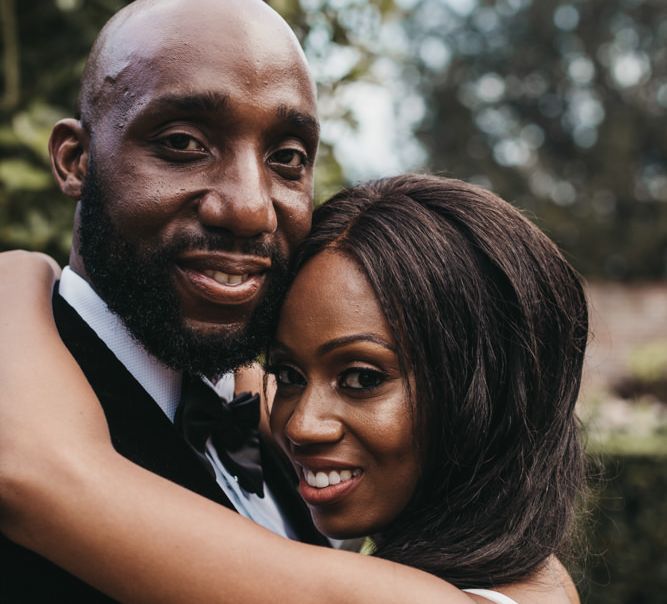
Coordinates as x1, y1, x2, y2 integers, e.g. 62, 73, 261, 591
166, 233, 276, 259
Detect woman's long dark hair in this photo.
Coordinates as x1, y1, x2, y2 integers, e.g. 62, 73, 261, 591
293, 174, 588, 588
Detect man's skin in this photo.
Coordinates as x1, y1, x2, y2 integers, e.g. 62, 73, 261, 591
52, 0, 319, 336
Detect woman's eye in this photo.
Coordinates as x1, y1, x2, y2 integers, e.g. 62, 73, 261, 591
161, 133, 206, 153
273, 365, 306, 387
271, 148, 307, 168
340, 368, 386, 390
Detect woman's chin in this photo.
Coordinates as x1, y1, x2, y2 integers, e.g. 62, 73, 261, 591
313, 514, 386, 542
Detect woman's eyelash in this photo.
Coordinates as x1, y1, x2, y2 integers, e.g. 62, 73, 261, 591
265, 364, 305, 386
265, 364, 389, 390
339, 367, 389, 390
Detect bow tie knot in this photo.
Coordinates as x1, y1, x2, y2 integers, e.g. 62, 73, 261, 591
176, 374, 264, 497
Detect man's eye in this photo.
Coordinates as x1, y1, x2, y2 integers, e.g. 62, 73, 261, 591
161, 133, 206, 152
271, 148, 307, 168
339, 368, 386, 390
272, 365, 306, 387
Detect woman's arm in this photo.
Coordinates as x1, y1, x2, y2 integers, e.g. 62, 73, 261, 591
0, 252, 467, 604
7, 445, 467, 603
0, 251, 111, 479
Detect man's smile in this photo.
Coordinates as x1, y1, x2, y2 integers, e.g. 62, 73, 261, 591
175, 251, 271, 307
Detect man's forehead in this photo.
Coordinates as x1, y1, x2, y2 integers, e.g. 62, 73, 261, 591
100, 17, 310, 87
101, 51, 318, 129
81, 0, 316, 126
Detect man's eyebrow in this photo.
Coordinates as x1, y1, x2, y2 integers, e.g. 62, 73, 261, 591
143, 91, 230, 115
276, 104, 320, 139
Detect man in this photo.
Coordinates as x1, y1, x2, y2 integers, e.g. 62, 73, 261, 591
1, 0, 327, 600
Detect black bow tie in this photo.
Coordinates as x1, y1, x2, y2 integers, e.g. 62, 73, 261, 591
175, 373, 264, 497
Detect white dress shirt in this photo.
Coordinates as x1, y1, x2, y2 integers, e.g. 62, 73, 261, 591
59, 266, 297, 539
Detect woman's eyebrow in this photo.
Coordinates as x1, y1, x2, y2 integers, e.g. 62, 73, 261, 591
268, 341, 292, 357
317, 334, 396, 356
269, 334, 396, 360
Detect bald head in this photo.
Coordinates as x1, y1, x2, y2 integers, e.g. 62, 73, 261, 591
78, 0, 313, 131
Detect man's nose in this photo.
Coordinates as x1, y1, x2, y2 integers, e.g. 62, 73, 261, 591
283, 387, 344, 447
197, 149, 278, 238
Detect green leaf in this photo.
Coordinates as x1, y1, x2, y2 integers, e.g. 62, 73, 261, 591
0, 159, 52, 191
12, 102, 66, 162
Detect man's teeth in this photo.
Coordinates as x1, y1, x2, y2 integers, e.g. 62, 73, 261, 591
304, 468, 362, 489
203, 270, 249, 286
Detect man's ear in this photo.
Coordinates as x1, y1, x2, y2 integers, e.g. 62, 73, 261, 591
49, 118, 89, 199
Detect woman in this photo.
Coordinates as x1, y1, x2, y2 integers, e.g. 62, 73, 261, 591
0, 175, 587, 603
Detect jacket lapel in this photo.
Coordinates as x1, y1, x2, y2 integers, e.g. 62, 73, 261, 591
53, 289, 233, 509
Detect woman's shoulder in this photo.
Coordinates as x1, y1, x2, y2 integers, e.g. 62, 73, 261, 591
468, 557, 579, 604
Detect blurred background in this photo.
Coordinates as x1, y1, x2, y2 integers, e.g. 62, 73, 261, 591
1, 0, 665, 600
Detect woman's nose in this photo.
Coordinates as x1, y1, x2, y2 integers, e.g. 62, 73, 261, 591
283, 388, 344, 447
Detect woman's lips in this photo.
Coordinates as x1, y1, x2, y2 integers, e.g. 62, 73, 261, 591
297, 467, 363, 506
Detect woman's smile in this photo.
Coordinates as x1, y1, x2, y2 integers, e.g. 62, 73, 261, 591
297, 462, 364, 506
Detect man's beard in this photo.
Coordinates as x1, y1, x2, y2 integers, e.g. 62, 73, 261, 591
77, 161, 290, 378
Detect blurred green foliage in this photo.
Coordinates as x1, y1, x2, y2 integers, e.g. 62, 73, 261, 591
581, 455, 667, 604
628, 341, 667, 383
0, 0, 127, 263
606, 340, 667, 406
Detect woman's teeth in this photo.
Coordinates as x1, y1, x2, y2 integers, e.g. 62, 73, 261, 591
304, 468, 362, 489
203, 270, 249, 286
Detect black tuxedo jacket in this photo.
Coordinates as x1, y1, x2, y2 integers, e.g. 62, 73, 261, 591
0, 290, 327, 603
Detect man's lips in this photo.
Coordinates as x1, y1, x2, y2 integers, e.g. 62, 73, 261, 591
175, 252, 271, 307
177, 251, 272, 274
